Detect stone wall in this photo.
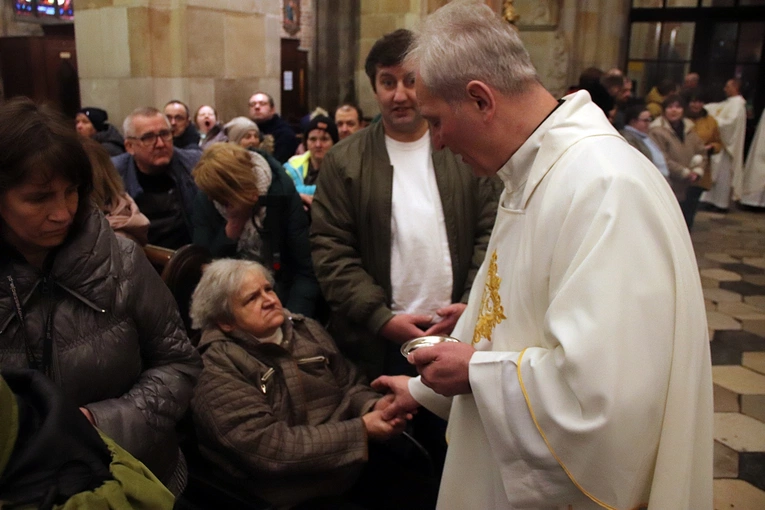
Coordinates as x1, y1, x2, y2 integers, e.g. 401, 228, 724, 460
355, 0, 630, 110
501, 0, 631, 96
75, 0, 281, 129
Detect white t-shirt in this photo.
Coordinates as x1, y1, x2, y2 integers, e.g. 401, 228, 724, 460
386, 131, 453, 319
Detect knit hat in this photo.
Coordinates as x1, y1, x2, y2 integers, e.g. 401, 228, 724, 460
304, 115, 339, 144
77, 107, 108, 132
224, 116, 260, 145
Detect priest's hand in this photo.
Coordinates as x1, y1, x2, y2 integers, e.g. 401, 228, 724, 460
408, 342, 475, 396
371, 375, 420, 421
379, 314, 431, 345
373, 393, 415, 421
424, 303, 467, 336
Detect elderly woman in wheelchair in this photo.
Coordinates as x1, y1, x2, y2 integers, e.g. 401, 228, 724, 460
189, 259, 426, 509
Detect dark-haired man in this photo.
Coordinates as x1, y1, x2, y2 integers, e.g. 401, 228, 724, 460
164, 100, 200, 150
310, 29, 499, 480
312, 27, 497, 380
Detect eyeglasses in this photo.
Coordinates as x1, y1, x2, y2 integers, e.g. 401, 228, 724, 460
128, 129, 173, 147
249, 101, 270, 107
637, 117, 653, 123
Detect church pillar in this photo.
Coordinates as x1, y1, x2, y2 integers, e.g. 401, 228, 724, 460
75, 0, 281, 128
312, 0, 359, 114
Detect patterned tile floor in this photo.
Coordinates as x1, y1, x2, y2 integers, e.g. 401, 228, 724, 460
692, 207, 765, 509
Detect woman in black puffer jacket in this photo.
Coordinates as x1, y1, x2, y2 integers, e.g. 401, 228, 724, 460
0, 98, 201, 495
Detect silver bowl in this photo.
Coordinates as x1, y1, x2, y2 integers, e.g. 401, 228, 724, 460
401, 335, 460, 357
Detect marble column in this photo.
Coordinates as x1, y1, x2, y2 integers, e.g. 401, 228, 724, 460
75, 0, 281, 129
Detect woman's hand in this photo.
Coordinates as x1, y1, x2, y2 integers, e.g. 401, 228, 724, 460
362, 409, 407, 441
224, 204, 253, 240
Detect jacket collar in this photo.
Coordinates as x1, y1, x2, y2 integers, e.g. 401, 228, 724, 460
0, 205, 114, 333
197, 311, 297, 352
650, 116, 695, 135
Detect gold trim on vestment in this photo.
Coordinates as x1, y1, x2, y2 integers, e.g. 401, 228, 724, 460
516, 348, 616, 510
472, 251, 507, 345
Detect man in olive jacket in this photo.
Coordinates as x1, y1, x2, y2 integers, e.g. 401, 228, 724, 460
310, 29, 499, 381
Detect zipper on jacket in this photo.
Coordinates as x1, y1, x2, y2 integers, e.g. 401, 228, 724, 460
260, 368, 275, 394
296, 355, 328, 366
259, 357, 329, 394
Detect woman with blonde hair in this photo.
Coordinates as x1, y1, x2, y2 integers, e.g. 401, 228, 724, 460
191, 143, 319, 317
81, 136, 149, 245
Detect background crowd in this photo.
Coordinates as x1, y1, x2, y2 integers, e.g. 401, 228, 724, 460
0, 8, 754, 508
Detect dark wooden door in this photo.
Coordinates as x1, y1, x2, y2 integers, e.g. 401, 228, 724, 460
0, 28, 80, 117
281, 38, 308, 127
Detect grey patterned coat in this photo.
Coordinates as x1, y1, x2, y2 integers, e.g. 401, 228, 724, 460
191, 313, 381, 507
0, 206, 201, 483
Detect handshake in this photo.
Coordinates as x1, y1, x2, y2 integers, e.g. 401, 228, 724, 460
362, 389, 417, 441
365, 340, 478, 440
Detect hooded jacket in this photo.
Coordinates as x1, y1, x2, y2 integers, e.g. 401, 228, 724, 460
0, 205, 201, 483
92, 124, 126, 156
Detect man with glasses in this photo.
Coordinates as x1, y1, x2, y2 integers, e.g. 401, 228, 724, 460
113, 107, 200, 248
248, 92, 298, 163
164, 99, 201, 150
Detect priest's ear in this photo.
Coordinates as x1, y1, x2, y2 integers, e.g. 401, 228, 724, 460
465, 80, 496, 119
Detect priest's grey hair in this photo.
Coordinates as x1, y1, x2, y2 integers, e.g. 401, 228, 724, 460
407, 0, 538, 103
189, 259, 275, 331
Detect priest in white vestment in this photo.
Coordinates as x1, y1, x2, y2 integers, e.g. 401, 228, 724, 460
372, 3, 713, 509
740, 108, 765, 207
699, 78, 747, 210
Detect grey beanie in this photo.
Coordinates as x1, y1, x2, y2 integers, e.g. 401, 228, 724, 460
224, 116, 260, 145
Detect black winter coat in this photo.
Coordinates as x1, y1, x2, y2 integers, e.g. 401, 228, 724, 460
0, 206, 201, 482
92, 124, 126, 156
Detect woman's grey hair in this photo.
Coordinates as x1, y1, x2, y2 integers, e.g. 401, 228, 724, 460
407, 0, 538, 103
189, 259, 275, 330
